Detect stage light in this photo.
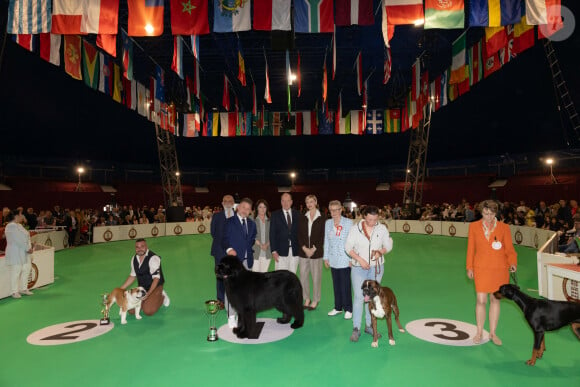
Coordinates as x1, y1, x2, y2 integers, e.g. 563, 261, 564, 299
414, 19, 425, 26
76, 166, 85, 192
288, 72, 297, 85
175, 171, 181, 177
145, 24, 154, 34
545, 158, 557, 184
290, 172, 296, 189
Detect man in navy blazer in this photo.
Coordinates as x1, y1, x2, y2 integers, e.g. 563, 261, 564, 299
222, 197, 257, 270
210, 194, 235, 305
270, 192, 301, 273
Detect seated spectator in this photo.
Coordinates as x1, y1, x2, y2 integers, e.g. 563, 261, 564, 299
558, 220, 580, 254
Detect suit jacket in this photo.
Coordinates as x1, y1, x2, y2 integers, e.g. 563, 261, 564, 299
223, 215, 257, 268
252, 216, 272, 260
210, 210, 227, 259
269, 208, 300, 256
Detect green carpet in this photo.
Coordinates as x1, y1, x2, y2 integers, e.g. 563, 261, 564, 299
1, 234, 579, 386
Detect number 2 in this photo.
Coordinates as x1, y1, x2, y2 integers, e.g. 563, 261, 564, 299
41, 323, 98, 341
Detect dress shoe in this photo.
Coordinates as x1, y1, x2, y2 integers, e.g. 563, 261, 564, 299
327, 309, 343, 316
21, 290, 34, 296
350, 328, 361, 342
344, 311, 352, 320
12, 292, 21, 299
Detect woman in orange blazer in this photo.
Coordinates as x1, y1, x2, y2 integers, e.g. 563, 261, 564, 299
466, 200, 517, 345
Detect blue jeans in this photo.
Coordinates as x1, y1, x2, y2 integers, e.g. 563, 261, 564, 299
351, 265, 384, 330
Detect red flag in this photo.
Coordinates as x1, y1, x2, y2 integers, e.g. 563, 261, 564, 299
332, 26, 336, 80
222, 75, 230, 111
264, 53, 272, 103
193, 58, 200, 99
14, 34, 34, 51
127, 0, 164, 36
170, 0, 209, 35
335, 0, 374, 26
237, 41, 246, 86
52, 0, 119, 35
40, 33, 61, 65
97, 34, 116, 57
64, 35, 82, 80
384, 47, 391, 84
322, 57, 328, 102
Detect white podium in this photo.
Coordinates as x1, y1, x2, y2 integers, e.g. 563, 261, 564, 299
0, 243, 55, 299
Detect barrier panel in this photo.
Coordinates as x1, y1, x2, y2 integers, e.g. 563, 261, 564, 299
92, 221, 211, 243
0, 243, 55, 299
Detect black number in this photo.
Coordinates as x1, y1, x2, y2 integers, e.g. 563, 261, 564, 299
424, 321, 470, 341
41, 323, 98, 341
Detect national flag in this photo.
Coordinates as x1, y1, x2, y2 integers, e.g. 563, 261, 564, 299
52, 0, 119, 35
332, 26, 336, 80
296, 111, 318, 135
121, 77, 136, 109
449, 31, 467, 84
98, 52, 112, 95
112, 62, 123, 102
252, 83, 257, 115
502, 24, 516, 63
297, 51, 302, 97
282, 113, 297, 136
534, 0, 563, 39
513, 16, 535, 54
381, 1, 395, 47
13, 34, 34, 51
318, 103, 334, 134
286, 50, 291, 114
485, 26, 507, 56
193, 58, 200, 99
185, 75, 194, 110
429, 78, 441, 111
82, 39, 99, 89
448, 82, 459, 102
411, 57, 420, 101
355, 51, 362, 96
483, 43, 502, 78
365, 110, 384, 134
385, 0, 424, 25
469, 40, 483, 86
322, 57, 327, 102
63, 35, 82, 80
191, 34, 200, 60
270, 112, 283, 136
253, 0, 291, 30
238, 41, 246, 86
424, 0, 464, 29
128, 0, 164, 36
384, 47, 392, 84
237, 112, 252, 136
264, 53, 272, 103
170, 0, 209, 35
39, 33, 61, 65
362, 79, 368, 112
204, 112, 220, 137
337, 91, 343, 119
219, 112, 237, 137
349, 110, 365, 135
385, 109, 401, 133
96, 33, 116, 57
213, 0, 251, 32
222, 75, 230, 110
335, 0, 374, 26
469, 0, 522, 26
122, 30, 133, 80
8, 0, 52, 34
171, 36, 184, 79
252, 107, 270, 135
440, 69, 448, 108
294, 0, 333, 33
137, 82, 148, 116
183, 113, 201, 137
335, 111, 351, 134
154, 65, 165, 103
457, 66, 470, 96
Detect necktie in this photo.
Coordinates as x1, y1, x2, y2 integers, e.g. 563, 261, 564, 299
242, 218, 248, 237
286, 211, 292, 228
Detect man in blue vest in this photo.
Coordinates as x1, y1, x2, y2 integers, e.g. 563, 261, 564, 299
120, 238, 169, 316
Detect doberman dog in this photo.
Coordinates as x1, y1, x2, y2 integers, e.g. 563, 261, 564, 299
494, 284, 580, 365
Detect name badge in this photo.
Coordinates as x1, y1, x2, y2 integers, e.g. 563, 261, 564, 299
491, 241, 502, 250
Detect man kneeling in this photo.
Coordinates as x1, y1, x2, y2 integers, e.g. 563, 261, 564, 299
120, 238, 170, 316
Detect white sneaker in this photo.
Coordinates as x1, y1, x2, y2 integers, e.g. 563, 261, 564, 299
344, 311, 352, 320
228, 315, 238, 328
328, 309, 343, 316
162, 293, 170, 307
12, 292, 21, 299
21, 290, 34, 296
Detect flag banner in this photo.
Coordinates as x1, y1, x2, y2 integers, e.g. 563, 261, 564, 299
270, 112, 283, 136
8, 0, 52, 34
469, 0, 522, 26
121, 77, 133, 108
513, 16, 535, 53
335, 0, 374, 26
40, 33, 61, 65
183, 113, 201, 137
502, 24, 516, 63
52, 0, 119, 35
526, 0, 559, 25
296, 111, 318, 135
335, 111, 351, 134
219, 112, 237, 137
13, 34, 35, 51
457, 66, 470, 95
112, 62, 123, 102
82, 39, 99, 89
223, 74, 230, 110
98, 52, 112, 95
468, 40, 483, 86
294, 0, 333, 32
385, 109, 401, 133
252, 83, 257, 115
203, 112, 220, 136
63, 35, 82, 80
282, 113, 297, 136
254, 0, 291, 30
411, 57, 420, 101
155, 65, 165, 102
171, 36, 184, 79
191, 34, 200, 60
128, 0, 164, 36
137, 82, 147, 116
264, 54, 272, 103
424, 0, 464, 29
384, 47, 391, 84
318, 103, 334, 134
96, 33, 116, 57
122, 30, 133, 80
252, 109, 270, 135
322, 58, 327, 102
238, 40, 246, 86
332, 26, 336, 79
213, 0, 251, 32
236, 112, 252, 136
535, 0, 563, 38
365, 110, 384, 134
449, 31, 467, 84
381, 1, 395, 47
356, 51, 362, 95
385, 0, 424, 25
170, 0, 209, 35
483, 42, 502, 78
485, 26, 507, 56
349, 110, 364, 135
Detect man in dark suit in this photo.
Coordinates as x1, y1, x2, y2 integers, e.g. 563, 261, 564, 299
270, 193, 301, 273
210, 194, 235, 306
222, 197, 257, 327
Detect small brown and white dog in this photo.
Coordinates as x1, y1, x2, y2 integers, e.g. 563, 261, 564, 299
105, 287, 147, 325
362, 280, 405, 348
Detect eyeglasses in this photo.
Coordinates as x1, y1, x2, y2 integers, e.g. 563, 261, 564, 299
330, 208, 341, 212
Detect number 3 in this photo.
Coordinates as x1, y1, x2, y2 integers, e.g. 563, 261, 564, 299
424, 321, 470, 341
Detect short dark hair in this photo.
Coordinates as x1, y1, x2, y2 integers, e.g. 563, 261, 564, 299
136, 238, 146, 243
362, 205, 379, 216
240, 197, 253, 207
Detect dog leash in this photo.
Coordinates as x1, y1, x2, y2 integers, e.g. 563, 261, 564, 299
510, 271, 518, 287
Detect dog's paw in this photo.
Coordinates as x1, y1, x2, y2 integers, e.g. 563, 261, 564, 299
526, 359, 536, 366
135, 314, 142, 320
371, 341, 379, 348
389, 339, 396, 346
399, 329, 405, 333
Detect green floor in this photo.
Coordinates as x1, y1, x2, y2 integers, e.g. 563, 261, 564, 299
1, 234, 579, 386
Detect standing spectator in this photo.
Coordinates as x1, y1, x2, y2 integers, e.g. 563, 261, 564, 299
323, 200, 353, 319
210, 194, 235, 308
24, 208, 38, 230
535, 201, 549, 228
557, 199, 573, 229
252, 199, 272, 273
270, 193, 301, 274
2, 207, 14, 227
5, 214, 34, 298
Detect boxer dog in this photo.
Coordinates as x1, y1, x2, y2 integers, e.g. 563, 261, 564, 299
105, 287, 147, 325
362, 280, 405, 348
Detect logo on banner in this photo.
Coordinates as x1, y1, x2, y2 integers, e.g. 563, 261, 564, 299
45, 236, 53, 246
448, 225, 457, 236
402, 223, 411, 233
128, 228, 137, 239
198, 224, 206, 234
103, 229, 113, 241
174, 225, 183, 235
28, 263, 39, 289
425, 224, 433, 235
151, 226, 159, 237
515, 230, 523, 245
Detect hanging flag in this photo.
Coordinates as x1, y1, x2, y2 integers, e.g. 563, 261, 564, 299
385, 109, 401, 133
171, 36, 184, 79
335, 0, 374, 26
365, 110, 384, 134
40, 33, 61, 65
322, 56, 327, 102
513, 16, 535, 54
8, 0, 52, 34
424, 0, 464, 29
121, 77, 136, 109
252, 107, 269, 135
411, 57, 420, 102
137, 82, 147, 116
381, 1, 395, 47
183, 113, 201, 137
385, 0, 424, 25
191, 34, 200, 60
440, 69, 448, 108
296, 111, 318, 135
193, 58, 200, 99
219, 113, 237, 137
457, 66, 470, 96
430, 78, 441, 111
362, 79, 368, 111
236, 112, 252, 136
63, 35, 82, 80
335, 111, 351, 134
128, 0, 164, 36
13, 34, 34, 51
469, 40, 483, 86
297, 51, 302, 97
98, 52, 112, 95
469, 0, 522, 26
264, 53, 272, 103
112, 63, 123, 102
96, 33, 116, 57
170, 0, 209, 35
222, 75, 230, 110
213, 0, 251, 32
270, 112, 283, 136
535, 0, 563, 39
355, 51, 362, 96
332, 26, 336, 80
237, 40, 246, 86
483, 42, 502, 78
348, 110, 363, 135
252, 83, 257, 115
254, 0, 291, 30
204, 112, 220, 136
82, 40, 99, 89
122, 30, 133, 80
294, 0, 333, 33
449, 31, 467, 84
318, 103, 334, 134
286, 50, 291, 115
52, 0, 119, 35
384, 47, 392, 84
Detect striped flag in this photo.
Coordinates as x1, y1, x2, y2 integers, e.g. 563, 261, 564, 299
222, 75, 230, 111
335, 0, 374, 26
13, 34, 34, 51
424, 0, 464, 29
264, 53, 272, 103
335, 111, 351, 134
122, 30, 133, 80
8, 0, 52, 34
469, 40, 483, 86
384, 47, 392, 84
171, 36, 183, 79
350, 110, 365, 135
385, 109, 401, 133
82, 40, 99, 89
39, 33, 61, 65
449, 31, 467, 84
385, 0, 424, 25
296, 111, 318, 135
469, 0, 522, 26
191, 34, 200, 60
253, 0, 291, 31
183, 113, 201, 137
204, 112, 220, 137
219, 112, 237, 137
294, 0, 333, 33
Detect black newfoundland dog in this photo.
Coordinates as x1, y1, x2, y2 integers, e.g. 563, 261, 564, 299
215, 255, 304, 338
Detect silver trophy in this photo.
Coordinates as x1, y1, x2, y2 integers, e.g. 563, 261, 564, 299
100, 293, 110, 325
204, 300, 221, 341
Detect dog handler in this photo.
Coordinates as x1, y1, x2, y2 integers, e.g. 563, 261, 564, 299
120, 238, 170, 316
466, 200, 517, 345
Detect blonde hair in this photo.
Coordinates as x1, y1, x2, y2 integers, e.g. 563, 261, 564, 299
328, 200, 342, 209
305, 194, 319, 208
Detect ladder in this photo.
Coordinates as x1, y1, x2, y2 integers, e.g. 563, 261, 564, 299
155, 122, 183, 207
543, 40, 580, 145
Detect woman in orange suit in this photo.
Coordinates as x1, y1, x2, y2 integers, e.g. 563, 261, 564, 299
466, 200, 517, 345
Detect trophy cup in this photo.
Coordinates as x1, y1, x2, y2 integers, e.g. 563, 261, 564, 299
204, 300, 221, 341
100, 293, 110, 325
